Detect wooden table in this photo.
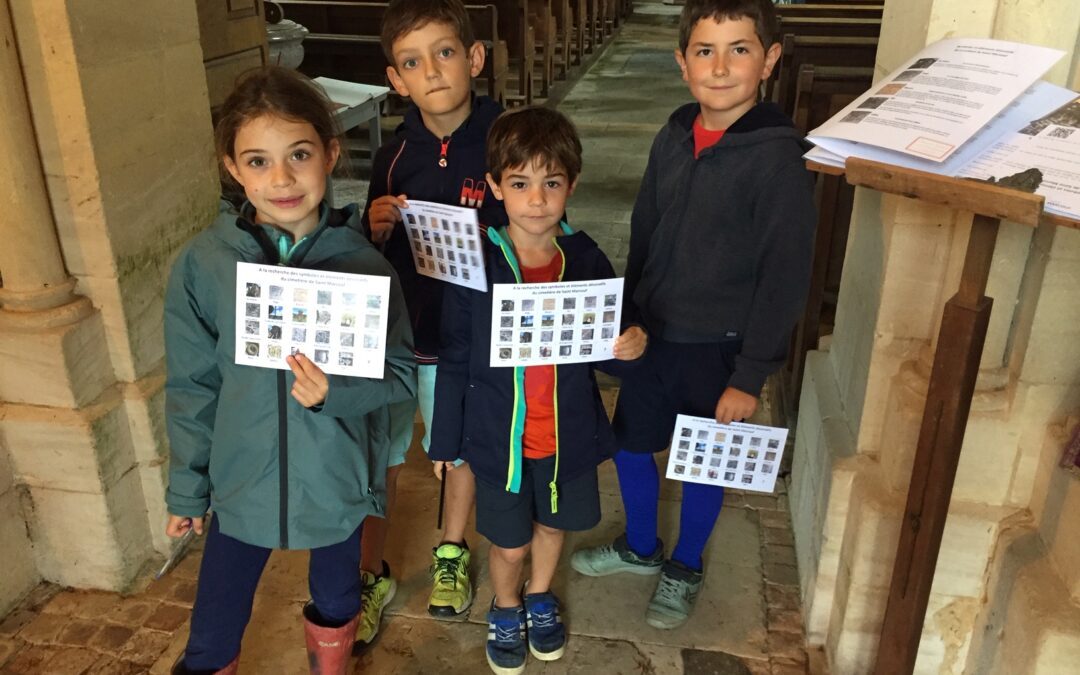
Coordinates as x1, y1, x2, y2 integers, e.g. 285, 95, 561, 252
313, 76, 390, 157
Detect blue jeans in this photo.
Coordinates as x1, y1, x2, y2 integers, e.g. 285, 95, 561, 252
182, 515, 362, 671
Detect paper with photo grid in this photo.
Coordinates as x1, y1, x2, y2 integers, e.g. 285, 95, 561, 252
664, 415, 789, 493
234, 262, 390, 379
489, 278, 624, 367
400, 200, 487, 292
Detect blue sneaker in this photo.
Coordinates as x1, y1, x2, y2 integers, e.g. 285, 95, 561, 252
524, 591, 565, 661
486, 601, 527, 674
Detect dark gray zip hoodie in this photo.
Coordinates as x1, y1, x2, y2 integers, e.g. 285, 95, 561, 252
625, 101, 816, 396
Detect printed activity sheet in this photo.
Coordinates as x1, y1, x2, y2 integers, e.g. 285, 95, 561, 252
489, 279, 623, 367
664, 415, 789, 493
235, 262, 390, 379
808, 38, 1063, 162
400, 200, 487, 292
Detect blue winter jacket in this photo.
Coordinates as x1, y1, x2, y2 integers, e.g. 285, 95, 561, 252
429, 226, 637, 511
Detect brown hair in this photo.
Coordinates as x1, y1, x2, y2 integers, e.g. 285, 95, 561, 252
486, 107, 583, 184
214, 66, 340, 190
380, 0, 476, 63
678, 0, 779, 53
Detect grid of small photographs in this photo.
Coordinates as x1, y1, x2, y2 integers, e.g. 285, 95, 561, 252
401, 200, 487, 292
489, 278, 624, 367
235, 263, 390, 379
664, 414, 788, 493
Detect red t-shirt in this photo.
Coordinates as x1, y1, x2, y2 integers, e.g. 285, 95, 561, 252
693, 115, 726, 158
519, 250, 563, 459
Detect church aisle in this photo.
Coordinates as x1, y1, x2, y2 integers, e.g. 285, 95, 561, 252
0, 4, 816, 675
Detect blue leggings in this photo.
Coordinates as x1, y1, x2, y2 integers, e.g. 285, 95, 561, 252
183, 515, 363, 671
614, 450, 724, 571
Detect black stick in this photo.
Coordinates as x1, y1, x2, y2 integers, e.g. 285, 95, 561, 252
436, 463, 447, 530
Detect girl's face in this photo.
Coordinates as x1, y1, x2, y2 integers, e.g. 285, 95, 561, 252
224, 114, 340, 238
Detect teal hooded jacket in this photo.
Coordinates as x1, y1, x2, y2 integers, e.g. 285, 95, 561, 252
164, 201, 417, 550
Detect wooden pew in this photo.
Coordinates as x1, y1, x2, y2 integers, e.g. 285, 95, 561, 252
775, 4, 884, 20
548, 0, 573, 78
277, 0, 510, 105
527, 0, 556, 97
782, 63, 874, 411
491, 0, 536, 103
777, 16, 882, 40
769, 35, 878, 117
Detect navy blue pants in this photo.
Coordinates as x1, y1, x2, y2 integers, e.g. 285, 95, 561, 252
183, 515, 363, 671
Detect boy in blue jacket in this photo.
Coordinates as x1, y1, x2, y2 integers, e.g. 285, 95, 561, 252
358, 0, 509, 640
570, 0, 815, 631
430, 107, 646, 674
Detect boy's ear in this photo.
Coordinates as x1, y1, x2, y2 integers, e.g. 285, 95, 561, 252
323, 138, 341, 174
467, 40, 486, 78
568, 175, 579, 196
223, 155, 244, 186
674, 48, 689, 82
485, 171, 503, 200
386, 65, 411, 98
760, 42, 782, 81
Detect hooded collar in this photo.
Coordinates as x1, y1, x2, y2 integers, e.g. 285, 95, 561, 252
214, 200, 362, 266
398, 94, 503, 144
666, 100, 806, 153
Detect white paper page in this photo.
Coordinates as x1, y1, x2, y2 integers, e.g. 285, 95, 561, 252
808, 38, 1063, 162
489, 279, 624, 367
664, 415, 789, 493
808, 81, 1077, 176
313, 77, 389, 107
400, 200, 488, 292
804, 145, 845, 168
235, 263, 390, 378
957, 96, 1080, 221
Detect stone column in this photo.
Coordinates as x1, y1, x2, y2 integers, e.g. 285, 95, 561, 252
0, 0, 219, 595
791, 0, 1080, 672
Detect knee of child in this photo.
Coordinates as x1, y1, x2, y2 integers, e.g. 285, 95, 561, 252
533, 522, 561, 537
493, 543, 530, 565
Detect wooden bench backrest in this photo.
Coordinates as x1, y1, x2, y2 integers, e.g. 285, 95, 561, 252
778, 16, 881, 39
775, 4, 883, 20
792, 64, 874, 134
771, 35, 878, 116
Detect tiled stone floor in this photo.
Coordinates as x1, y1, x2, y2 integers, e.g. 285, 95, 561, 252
0, 4, 822, 673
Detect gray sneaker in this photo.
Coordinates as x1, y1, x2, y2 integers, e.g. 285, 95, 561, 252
570, 534, 664, 577
646, 559, 703, 629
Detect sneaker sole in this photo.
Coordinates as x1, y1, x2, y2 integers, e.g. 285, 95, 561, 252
529, 642, 566, 661
427, 591, 474, 618
645, 609, 689, 630
570, 556, 663, 578
486, 651, 526, 675
354, 581, 399, 651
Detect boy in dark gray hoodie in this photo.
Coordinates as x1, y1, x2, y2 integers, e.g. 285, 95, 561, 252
570, 0, 815, 629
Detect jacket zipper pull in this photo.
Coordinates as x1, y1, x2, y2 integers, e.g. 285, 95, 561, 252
438, 137, 450, 168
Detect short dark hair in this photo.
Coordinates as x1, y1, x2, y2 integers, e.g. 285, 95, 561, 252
215, 66, 339, 171
381, 0, 476, 63
678, 0, 779, 54
486, 107, 583, 184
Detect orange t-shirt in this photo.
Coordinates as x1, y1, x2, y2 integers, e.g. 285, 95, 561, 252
520, 250, 563, 459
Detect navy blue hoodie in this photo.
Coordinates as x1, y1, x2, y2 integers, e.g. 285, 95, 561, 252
430, 227, 636, 511
626, 101, 816, 396
362, 96, 508, 363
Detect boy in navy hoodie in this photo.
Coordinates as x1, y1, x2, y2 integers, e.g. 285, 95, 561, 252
570, 0, 815, 630
430, 107, 646, 674
357, 0, 508, 644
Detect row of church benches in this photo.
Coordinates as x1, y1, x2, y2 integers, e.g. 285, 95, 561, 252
276, 0, 631, 108
770, 3, 884, 417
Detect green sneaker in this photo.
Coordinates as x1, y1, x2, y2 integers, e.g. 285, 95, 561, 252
570, 534, 664, 577
645, 559, 703, 629
355, 564, 397, 648
428, 543, 473, 617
